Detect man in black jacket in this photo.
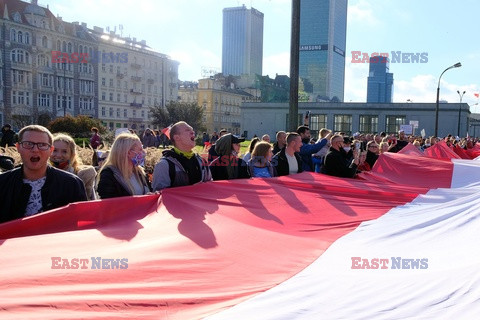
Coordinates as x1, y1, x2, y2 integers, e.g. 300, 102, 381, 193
272, 132, 304, 176
322, 134, 359, 178
0, 125, 87, 223
272, 131, 286, 155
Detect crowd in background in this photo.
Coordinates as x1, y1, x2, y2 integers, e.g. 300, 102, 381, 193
1, 120, 479, 224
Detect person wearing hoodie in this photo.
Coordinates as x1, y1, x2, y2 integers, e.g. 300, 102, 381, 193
142, 128, 157, 148
152, 121, 212, 191
1, 124, 16, 147
209, 133, 249, 181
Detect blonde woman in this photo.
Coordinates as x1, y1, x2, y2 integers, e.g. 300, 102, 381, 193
379, 141, 390, 154
96, 133, 150, 199
247, 141, 277, 178
50, 133, 97, 200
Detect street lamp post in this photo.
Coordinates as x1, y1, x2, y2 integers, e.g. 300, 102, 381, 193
457, 90, 465, 136
63, 63, 67, 117
434, 62, 462, 137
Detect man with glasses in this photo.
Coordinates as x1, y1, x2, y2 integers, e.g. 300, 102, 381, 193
0, 125, 87, 223
322, 134, 360, 178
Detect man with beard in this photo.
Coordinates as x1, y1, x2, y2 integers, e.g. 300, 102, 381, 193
0, 125, 87, 223
152, 121, 212, 191
296, 126, 331, 172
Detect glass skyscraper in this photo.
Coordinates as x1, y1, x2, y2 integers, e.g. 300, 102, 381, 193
299, 0, 347, 102
222, 5, 264, 77
367, 56, 394, 103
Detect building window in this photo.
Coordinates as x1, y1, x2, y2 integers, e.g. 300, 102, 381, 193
109, 79, 113, 87
359, 115, 378, 134
385, 115, 406, 134
101, 78, 106, 86
37, 54, 50, 67
309, 114, 327, 139
38, 93, 51, 107
101, 92, 106, 100
334, 115, 352, 135
109, 93, 113, 101
17, 31, 23, 43
10, 29, 16, 41
12, 70, 30, 84
11, 49, 30, 64
42, 36, 48, 48
116, 108, 120, 117
40, 73, 53, 87
109, 107, 113, 117
124, 109, 127, 117
12, 91, 31, 105
101, 107, 106, 116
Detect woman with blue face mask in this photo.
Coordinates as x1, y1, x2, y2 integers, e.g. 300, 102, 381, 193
96, 133, 151, 199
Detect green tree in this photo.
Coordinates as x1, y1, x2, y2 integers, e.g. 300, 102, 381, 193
36, 112, 53, 127
48, 116, 106, 138
150, 101, 205, 132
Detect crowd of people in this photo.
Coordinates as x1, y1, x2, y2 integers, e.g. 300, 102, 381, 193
1, 120, 479, 224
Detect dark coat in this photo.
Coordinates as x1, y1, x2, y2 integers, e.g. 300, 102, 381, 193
0, 128, 15, 147
272, 148, 303, 176
0, 166, 87, 223
322, 147, 358, 178
97, 166, 151, 199
209, 156, 249, 181
365, 151, 379, 169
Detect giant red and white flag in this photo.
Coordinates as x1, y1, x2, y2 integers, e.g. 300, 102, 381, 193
1, 150, 480, 319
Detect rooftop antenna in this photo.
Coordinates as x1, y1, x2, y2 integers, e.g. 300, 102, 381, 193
119, 24, 123, 37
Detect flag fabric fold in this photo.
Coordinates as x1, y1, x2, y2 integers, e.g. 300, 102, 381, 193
1, 149, 480, 319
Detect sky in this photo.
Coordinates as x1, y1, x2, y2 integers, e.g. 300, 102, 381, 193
46, 0, 480, 111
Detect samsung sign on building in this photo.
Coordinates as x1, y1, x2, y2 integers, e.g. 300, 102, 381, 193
300, 44, 345, 57
300, 44, 328, 51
